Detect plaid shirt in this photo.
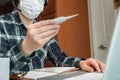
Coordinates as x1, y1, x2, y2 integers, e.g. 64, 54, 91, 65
0, 9, 84, 73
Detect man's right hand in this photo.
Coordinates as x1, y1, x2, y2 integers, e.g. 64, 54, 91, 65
21, 19, 60, 56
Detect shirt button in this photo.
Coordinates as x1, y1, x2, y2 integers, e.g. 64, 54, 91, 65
24, 62, 27, 65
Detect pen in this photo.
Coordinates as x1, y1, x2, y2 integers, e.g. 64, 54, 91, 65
54, 14, 79, 24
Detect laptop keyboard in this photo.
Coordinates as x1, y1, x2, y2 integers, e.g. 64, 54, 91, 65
64, 72, 103, 80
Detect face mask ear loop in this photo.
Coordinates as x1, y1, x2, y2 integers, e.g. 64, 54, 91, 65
44, 0, 48, 6
12, 0, 21, 12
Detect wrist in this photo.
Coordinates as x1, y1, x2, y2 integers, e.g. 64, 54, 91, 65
75, 58, 85, 69
79, 60, 85, 67
21, 40, 33, 56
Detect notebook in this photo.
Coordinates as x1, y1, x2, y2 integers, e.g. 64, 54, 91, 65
64, 9, 120, 80
23, 67, 76, 79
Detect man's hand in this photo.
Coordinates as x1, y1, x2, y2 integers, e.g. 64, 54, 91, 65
79, 58, 105, 73
22, 19, 60, 56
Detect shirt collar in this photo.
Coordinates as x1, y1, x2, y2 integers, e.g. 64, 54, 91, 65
11, 9, 24, 26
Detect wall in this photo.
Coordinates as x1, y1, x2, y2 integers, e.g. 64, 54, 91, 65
56, 0, 91, 58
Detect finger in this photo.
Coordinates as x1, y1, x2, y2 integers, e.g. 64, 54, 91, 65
36, 25, 60, 34
33, 19, 55, 28
83, 64, 94, 72
97, 61, 105, 73
37, 29, 59, 40
40, 30, 58, 43
89, 60, 101, 72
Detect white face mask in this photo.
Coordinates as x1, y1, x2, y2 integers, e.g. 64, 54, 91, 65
20, 0, 45, 19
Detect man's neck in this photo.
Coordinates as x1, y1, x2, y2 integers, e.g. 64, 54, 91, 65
18, 11, 34, 28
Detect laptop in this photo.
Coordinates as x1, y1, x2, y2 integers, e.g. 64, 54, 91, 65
102, 9, 120, 80
64, 9, 120, 80
0, 58, 10, 80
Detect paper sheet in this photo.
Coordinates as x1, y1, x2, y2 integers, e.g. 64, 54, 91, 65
23, 67, 75, 79
23, 71, 57, 79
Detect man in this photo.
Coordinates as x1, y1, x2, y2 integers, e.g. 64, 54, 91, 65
0, 0, 104, 74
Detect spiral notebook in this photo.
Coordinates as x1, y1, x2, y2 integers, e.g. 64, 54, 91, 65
23, 67, 76, 80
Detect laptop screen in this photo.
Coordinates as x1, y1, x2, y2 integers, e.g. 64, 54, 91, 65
0, 58, 10, 80
103, 9, 120, 80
